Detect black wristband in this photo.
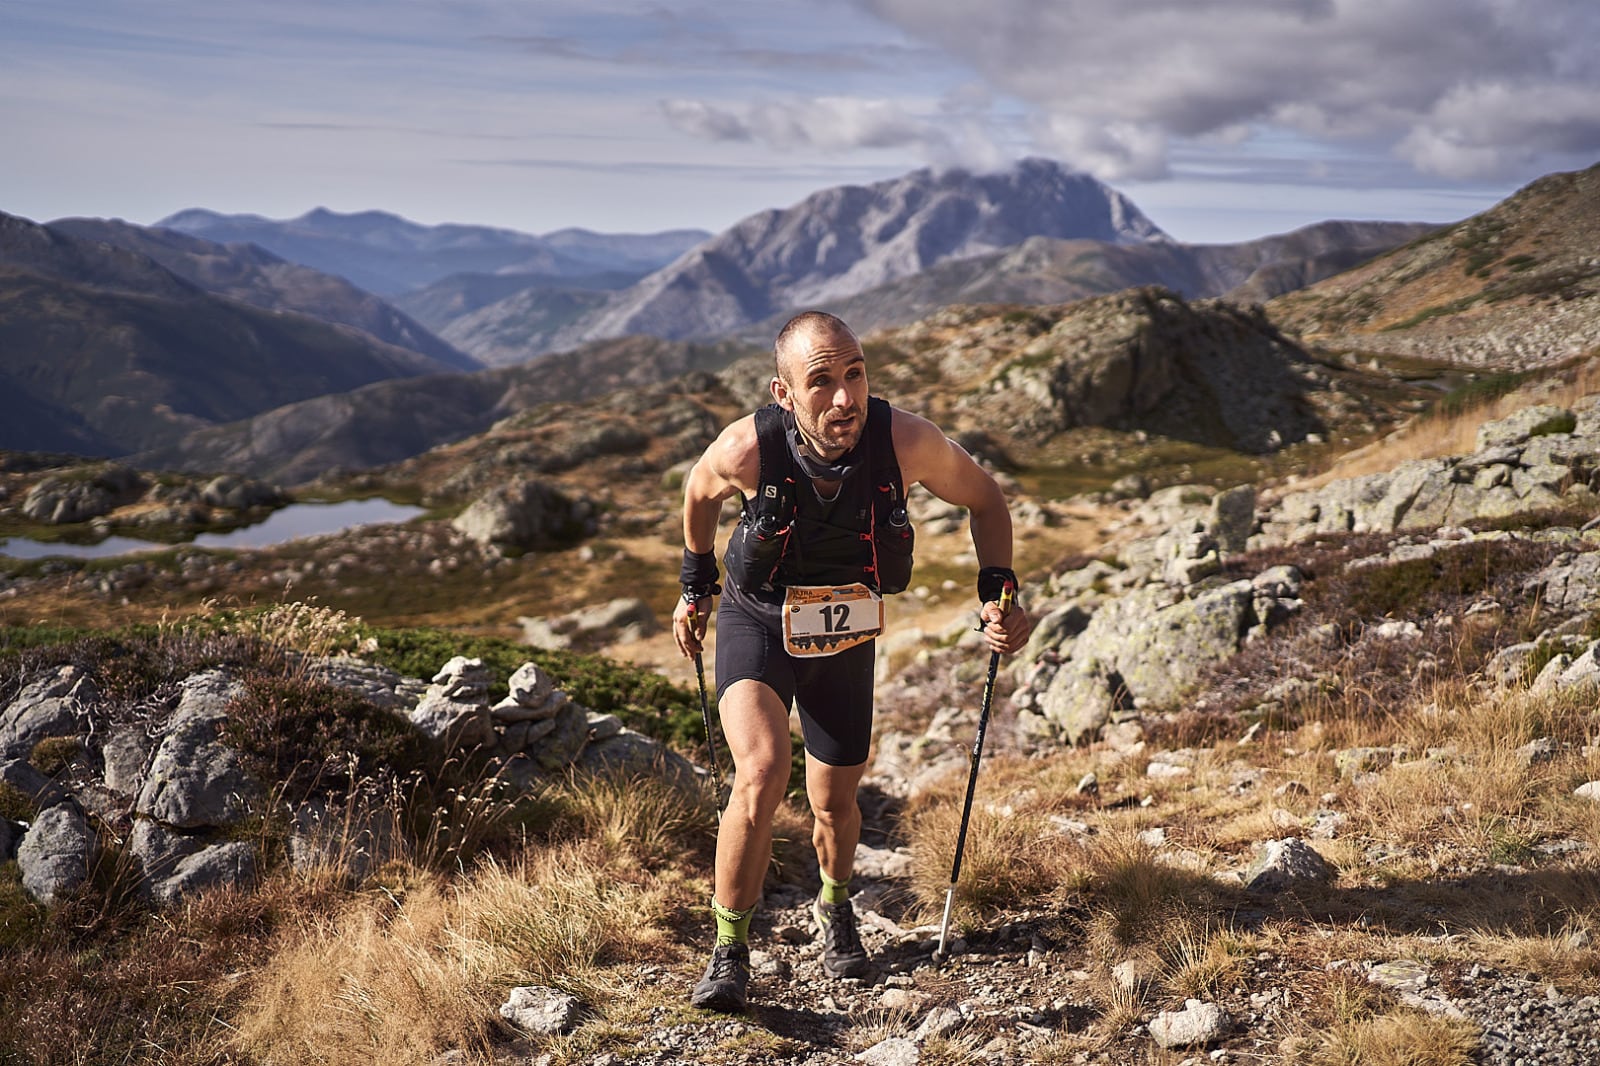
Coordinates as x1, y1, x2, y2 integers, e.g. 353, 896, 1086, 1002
681, 548, 719, 591
977, 566, 1019, 604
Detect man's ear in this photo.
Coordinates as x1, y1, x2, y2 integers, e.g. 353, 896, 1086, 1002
770, 376, 793, 410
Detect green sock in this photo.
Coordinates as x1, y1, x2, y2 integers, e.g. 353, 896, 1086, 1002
712, 900, 755, 945
819, 871, 851, 906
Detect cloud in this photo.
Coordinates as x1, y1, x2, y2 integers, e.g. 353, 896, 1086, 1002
847, 0, 1600, 181
661, 96, 967, 154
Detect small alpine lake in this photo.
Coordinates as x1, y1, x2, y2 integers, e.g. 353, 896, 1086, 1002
0, 498, 425, 560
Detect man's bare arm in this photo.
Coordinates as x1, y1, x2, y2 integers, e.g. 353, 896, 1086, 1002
892, 408, 1032, 654
674, 417, 760, 656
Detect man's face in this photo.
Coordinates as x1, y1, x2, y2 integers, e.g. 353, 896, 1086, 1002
771, 330, 869, 460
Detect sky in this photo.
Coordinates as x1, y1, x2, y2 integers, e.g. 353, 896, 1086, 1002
3, 0, 1599, 244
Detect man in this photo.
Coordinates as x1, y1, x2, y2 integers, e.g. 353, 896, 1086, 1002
673, 310, 1032, 1012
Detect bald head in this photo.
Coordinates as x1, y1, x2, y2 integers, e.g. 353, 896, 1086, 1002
774, 311, 858, 386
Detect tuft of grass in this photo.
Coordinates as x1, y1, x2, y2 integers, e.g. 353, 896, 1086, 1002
1302, 1008, 1479, 1066
230, 843, 678, 1066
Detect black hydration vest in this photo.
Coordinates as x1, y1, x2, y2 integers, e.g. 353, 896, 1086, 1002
723, 396, 914, 595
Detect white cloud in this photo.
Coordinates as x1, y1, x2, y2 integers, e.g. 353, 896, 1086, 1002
662, 96, 971, 155
848, 0, 1600, 181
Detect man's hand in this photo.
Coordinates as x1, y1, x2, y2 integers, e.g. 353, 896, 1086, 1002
673, 592, 714, 658
979, 596, 1032, 656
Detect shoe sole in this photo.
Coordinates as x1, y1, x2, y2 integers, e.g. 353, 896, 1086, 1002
690, 988, 748, 1013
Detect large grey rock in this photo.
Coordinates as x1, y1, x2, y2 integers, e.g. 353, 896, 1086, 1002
1526, 551, 1600, 612
518, 598, 661, 651
575, 728, 697, 783
1, 665, 94, 759
100, 725, 152, 796
1035, 580, 1254, 741
304, 655, 411, 711
174, 669, 245, 720
1245, 837, 1335, 892
199, 474, 284, 511
451, 478, 594, 553
149, 842, 256, 906
1207, 485, 1257, 555
506, 662, 555, 707
137, 713, 258, 829
20, 465, 147, 524
17, 802, 95, 904
1475, 405, 1576, 450
0, 758, 69, 810
1148, 999, 1229, 1048
499, 985, 581, 1035
409, 694, 494, 749
129, 818, 205, 887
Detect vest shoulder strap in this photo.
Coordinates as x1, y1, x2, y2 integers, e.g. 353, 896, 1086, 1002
751, 403, 791, 516
866, 396, 904, 501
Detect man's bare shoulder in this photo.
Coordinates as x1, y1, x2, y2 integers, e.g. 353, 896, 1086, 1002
885, 404, 950, 480
702, 414, 762, 495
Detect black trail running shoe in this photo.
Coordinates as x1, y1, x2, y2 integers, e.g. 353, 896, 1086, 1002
690, 942, 751, 1012
813, 897, 870, 978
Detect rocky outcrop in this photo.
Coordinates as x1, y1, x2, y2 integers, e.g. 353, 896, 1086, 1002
451, 478, 595, 554
961, 288, 1324, 454
19, 464, 148, 524
1254, 401, 1600, 548
5, 650, 692, 908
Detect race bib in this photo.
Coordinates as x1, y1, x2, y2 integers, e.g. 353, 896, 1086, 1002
782, 583, 884, 658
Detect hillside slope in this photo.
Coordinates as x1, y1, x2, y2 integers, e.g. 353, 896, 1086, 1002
0, 213, 472, 456
1269, 161, 1600, 367
46, 217, 479, 370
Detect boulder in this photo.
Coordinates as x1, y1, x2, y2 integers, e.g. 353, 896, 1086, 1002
1, 665, 94, 759
409, 694, 494, 749
0, 757, 69, 811
101, 725, 152, 796
1148, 999, 1229, 1049
499, 985, 581, 1036
575, 728, 697, 783
1475, 405, 1576, 450
1245, 837, 1335, 892
451, 479, 594, 553
1207, 485, 1257, 555
17, 801, 95, 904
20, 465, 147, 524
147, 842, 256, 907
129, 818, 205, 890
136, 713, 258, 829
199, 474, 284, 511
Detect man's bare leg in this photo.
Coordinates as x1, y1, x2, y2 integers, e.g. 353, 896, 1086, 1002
806, 751, 871, 977
714, 679, 794, 910
806, 753, 867, 884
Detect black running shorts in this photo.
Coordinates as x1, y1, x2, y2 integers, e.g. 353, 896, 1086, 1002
714, 582, 875, 767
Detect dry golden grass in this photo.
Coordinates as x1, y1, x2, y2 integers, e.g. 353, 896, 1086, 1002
1297, 1008, 1478, 1066
229, 840, 680, 1066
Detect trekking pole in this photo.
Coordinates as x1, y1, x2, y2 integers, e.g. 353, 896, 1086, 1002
688, 597, 725, 819
934, 580, 1015, 961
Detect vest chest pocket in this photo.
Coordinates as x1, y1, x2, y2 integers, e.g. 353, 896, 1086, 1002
782, 583, 883, 657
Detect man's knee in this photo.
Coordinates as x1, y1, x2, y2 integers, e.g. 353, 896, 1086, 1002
730, 756, 790, 811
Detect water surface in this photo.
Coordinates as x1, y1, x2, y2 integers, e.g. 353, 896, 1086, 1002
0, 498, 424, 561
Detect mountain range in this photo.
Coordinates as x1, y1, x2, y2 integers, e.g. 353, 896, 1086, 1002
157, 208, 710, 298
0, 212, 477, 455
10, 157, 1592, 477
